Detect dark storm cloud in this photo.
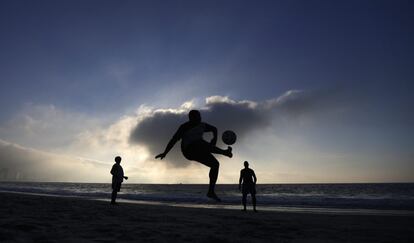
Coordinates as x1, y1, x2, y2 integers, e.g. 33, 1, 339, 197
129, 110, 189, 167
129, 96, 268, 167
129, 91, 336, 167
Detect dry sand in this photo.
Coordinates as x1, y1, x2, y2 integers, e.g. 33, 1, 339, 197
0, 192, 413, 242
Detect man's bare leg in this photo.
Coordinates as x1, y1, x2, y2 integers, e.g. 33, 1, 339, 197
252, 193, 257, 212
196, 154, 221, 202
208, 162, 219, 198
242, 192, 247, 211
211, 146, 232, 157
111, 190, 117, 205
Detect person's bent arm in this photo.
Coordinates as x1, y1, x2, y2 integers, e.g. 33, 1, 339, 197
253, 170, 257, 184
110, 165, 116, 176
239, 170, 243, 191
155, 126, 183, 159
205, 123, 217, 146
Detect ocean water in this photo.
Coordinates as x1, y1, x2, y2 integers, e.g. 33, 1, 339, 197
1, 182, 413, 212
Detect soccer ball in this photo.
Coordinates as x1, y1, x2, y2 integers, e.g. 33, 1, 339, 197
222, 130, 237, 145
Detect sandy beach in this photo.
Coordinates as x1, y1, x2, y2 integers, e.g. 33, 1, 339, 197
0, 192, 413, 242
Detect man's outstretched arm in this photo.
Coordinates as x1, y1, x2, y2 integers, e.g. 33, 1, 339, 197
155, 126, 183, 159
205, 123, 217, 146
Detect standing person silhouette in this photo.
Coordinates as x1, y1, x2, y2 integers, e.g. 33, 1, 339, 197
110, 156, 128, 205
239, 161, 257, 212
155, 110, 232, 201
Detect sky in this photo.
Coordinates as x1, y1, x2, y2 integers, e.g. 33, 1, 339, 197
0, 0, 413, 183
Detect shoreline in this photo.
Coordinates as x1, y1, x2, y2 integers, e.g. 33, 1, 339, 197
1, 189, 413, 217
1, 191, 414, 242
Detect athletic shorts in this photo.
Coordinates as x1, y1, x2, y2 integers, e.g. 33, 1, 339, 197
112, 181, 122, 192
242, 184, 256, 195
182, 140, 212, 161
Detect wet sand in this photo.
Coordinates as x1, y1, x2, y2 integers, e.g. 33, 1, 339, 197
0, 192, 413, 242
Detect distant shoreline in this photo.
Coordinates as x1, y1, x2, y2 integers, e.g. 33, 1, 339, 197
1, 189, 413, 217
1, 180, 414, 184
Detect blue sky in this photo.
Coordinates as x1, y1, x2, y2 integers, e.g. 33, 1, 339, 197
0, 0, 413, 182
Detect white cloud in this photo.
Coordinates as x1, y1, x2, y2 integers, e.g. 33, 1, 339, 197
0, 103, 102, 150
0, 139, 110, 182
1, 90, 411, 183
